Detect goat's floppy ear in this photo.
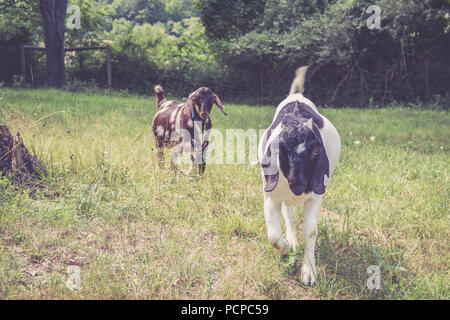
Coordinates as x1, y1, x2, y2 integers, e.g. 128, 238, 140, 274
213, 94, 228, 116
186, 89, 200, 109
310, 136, 330, 195
261, 136, 280, 192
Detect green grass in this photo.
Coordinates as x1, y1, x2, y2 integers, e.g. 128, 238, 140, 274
0, 88, 448, 300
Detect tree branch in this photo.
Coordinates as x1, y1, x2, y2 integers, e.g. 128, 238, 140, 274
329, 65, 355, 104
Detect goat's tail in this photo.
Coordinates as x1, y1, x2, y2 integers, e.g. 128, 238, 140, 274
289, 66, 309, 95
154, 85, 166, 107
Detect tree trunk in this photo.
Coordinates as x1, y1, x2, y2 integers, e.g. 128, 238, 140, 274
40, 0, 68, 89
0, 126, 45, 186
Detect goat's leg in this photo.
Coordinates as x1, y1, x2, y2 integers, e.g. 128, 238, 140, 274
198, 140, 209, 175
171, 142, 192, 174
188, 154, 204, 175
301, 196, 322, 286
170, 150, 181, 173
281, 202, 298, 252
157, 150, 165, 168
189, 140, 205, 176
264, 195, 289, 255
198, 160, 206, 175
154, 136, 165, 168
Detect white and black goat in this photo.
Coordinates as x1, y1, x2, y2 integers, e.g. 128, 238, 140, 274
258, 67, 341, 285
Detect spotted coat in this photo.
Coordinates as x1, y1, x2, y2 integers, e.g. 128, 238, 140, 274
152, 86, 227, 174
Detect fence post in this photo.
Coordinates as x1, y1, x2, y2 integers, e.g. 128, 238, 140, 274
19, 45, 26, 84
106, 45, 112, 88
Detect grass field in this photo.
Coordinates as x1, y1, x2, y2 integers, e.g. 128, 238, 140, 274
0, 88, 448, 300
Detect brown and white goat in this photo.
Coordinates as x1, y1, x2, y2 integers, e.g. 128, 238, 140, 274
152, 85, 227, 174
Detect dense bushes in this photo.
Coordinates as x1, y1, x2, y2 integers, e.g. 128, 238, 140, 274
107, 16, 224, 96
0, 0, 448, 107
196, 0, 450, 106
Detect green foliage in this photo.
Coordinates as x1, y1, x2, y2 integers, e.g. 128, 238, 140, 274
62, 0, 113, 86
164, 0, 199, 21
194, 0, 266, 39
11, 75, 26, 88
111, 0, 168, 24
66, 0, 113, 47
0, 0, 41, 85
0, 0, 448, 107
0, 0, 40, 46
107, 16, 221, 94
260, 0, 332, 33
110, 0, 198, 24
203, 0, 450, 105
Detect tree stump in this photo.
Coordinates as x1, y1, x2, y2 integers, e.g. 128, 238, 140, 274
0, 125, 45, 186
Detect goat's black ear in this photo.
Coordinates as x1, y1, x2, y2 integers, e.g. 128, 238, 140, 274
262, 140, 279, 192
264, 173, 279, 192
310, 142, 329, 195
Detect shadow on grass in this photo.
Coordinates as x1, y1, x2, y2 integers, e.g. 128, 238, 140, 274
281, 219, 411, 300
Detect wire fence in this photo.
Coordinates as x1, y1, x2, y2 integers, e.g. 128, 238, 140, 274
0, 45, 111, 88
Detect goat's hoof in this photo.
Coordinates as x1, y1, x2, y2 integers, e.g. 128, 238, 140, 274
288, 241, 299, 252
276, 240, 290, 256
301, 264, 316, 286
